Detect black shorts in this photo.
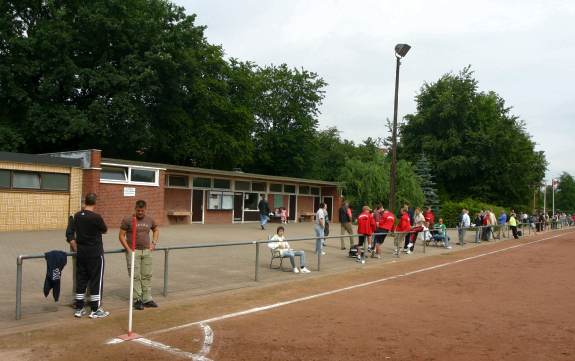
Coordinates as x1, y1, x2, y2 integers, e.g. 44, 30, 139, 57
374, 228, 388, 244
358, 234, 369, 247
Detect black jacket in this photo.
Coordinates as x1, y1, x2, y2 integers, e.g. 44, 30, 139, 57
65, 210, 107, 258
43, 250, 68, 302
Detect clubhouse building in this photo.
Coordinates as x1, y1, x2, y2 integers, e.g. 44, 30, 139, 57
0, 150, 342, 231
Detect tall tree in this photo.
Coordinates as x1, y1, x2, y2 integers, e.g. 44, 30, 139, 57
414, 153, 440, 210
555, 172, 575, 213
250, 64, 326, 178
399, 66, 547, 208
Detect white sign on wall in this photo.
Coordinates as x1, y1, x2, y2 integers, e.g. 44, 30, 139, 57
124, 187, 136, 197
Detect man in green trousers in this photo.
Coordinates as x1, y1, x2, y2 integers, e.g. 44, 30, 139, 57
119, 200, 160, 310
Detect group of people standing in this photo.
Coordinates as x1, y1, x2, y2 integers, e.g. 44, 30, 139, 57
65, 193, 159, 319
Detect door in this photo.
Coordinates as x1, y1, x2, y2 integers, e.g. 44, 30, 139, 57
233, 193, 243, 222
313, 196, 320, 213
192, 190, 204, 223
289, 195, 296, 221
323, 197, 333, 221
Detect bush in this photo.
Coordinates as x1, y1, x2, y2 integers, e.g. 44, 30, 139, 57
440, 198, 507, 227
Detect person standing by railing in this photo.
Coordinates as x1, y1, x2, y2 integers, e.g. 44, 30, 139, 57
509, 212, 519, 239
119, 200, 160, 311
339, 201, 354, 250
356, 205, 375, 263
397, 207, 412, 254
66, 193, 109, 319
458, 208, 471, 245
315, 202, 327, 255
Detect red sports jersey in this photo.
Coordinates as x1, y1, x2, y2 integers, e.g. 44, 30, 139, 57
379, 210, 396, 231
396, 213, 411, 232
357, 211, 376, 235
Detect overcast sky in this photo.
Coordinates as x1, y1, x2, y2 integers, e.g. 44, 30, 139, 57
178, 0, 574, 181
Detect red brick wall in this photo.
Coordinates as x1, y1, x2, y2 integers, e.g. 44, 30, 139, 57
164, 188, 191, 224
97, 170, 166, 227
297, 196, 314, 215
268, 194, 289, 213
204, 210, 233, 224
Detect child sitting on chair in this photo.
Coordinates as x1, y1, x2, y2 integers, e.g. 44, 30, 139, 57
269, 226, 311, 273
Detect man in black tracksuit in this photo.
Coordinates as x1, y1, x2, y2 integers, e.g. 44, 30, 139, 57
66, 193, 109, 319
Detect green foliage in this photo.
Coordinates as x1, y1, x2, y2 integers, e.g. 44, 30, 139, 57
250, 64, 326, 177
555, 173, 575, 213
337, 155, 424, 210
441, 198, 506, 227
399, 66, 547, 208
414, 153, 440, 210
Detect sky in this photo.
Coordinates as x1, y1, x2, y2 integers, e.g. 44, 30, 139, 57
178, 0, 575, 182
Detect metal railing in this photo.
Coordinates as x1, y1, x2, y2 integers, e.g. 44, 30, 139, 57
14, 221, 567, 320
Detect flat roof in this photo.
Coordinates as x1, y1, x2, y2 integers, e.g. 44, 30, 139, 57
0, 151, 82, 168
102, 157, 339, 186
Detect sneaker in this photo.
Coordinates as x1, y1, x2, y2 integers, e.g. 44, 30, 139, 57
361, 259, 366, 264
300, 267, 311, 273
407, 243, 414, 249
134, 300, 144, 310
89, 308, 110, 319
446, 246, 452, 249
406, 250, 412, 254
143, 300, 158, 308
74, 308, 86, 318
293, 267, 300, 273
321, 251, 326, 256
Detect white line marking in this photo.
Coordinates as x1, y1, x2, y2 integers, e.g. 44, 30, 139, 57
108, 324, 214, 360
148, 232, 570, 336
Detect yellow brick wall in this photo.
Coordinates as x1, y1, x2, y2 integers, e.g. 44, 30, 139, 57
0, 161, 83, 232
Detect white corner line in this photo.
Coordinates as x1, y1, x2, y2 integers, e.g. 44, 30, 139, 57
146, 232, 569, 337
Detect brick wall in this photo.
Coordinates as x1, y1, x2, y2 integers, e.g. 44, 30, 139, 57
297, 195, 315, 215
322, 186, 342, 223
0, 161, 82, 231
97, 170, 165, 227
204, 210, 233, 224
164, 188, 191, 224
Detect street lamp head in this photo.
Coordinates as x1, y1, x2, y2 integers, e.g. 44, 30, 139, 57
395, 43, 411, 58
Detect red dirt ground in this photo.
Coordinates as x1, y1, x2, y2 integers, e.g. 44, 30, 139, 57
1, 230, 574, 361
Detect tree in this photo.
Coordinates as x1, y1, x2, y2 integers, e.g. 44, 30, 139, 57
337, 154, 424, 209
414, 153, 440, 210
249, 64, 327, 178
399, 66, 547, 208
555, 172, 575, 213
0, 0, 256, 169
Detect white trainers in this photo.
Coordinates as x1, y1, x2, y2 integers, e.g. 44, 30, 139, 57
446, 246, 452, 249
293, 267, 300, 273
406, 250, 412, 254
407, 243, 414, 248
89, 308, 110, 319
300, 267, 311, 273
74, 308, 86, 318
321, 251, 326, 256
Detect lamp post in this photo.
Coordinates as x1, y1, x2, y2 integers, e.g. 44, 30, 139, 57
388, 43, 411, 213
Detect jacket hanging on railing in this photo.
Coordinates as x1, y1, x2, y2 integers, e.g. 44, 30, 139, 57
43, 250, 68, 302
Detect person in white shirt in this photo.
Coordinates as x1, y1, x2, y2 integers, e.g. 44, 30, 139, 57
458, 208, 471, 245
314, 203, 327, 255
269, 226, 311, 273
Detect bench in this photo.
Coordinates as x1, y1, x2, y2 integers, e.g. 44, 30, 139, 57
167, 210, 192, 224
299, 212, 316, 223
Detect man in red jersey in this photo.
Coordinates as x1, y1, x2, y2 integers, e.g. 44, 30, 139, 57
356, 205, 376, 263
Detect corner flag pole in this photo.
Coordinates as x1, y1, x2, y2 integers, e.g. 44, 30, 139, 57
128, 216, 136, 336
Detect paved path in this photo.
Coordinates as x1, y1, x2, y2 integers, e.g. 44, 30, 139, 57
0, 222, 535, 333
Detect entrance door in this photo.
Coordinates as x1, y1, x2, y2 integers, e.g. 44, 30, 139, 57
323, 197, 333, 221
192, 190, 204, 223
313, 196, 320, 213
233, 193, 243, 222
289, 195, 296, 221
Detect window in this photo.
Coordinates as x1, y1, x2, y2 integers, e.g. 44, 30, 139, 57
42, 173, 69, 191
131, 169, 156, 183
101, 166, 127, 181
310, 187, 320, 195
269, 183, 282, 192
283, 184, 296, 194
208, 191, 233, 210
243, 193, 259, 210
213, 178, 231, 189
251, 182, 266, 191
13, 172, 40, 189
193, 177, 211, 188
273, 195, 284, 208
167, 175, 189, 188
299, 185, 310, 194
0, 170, 9, 188
235, 181, 250, 191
